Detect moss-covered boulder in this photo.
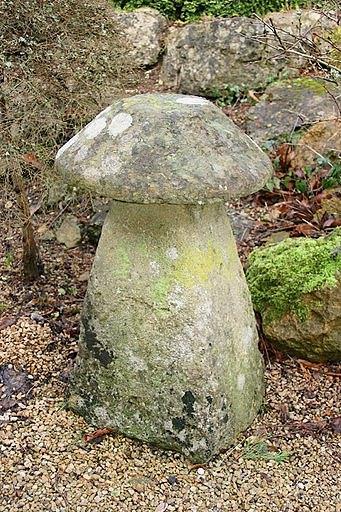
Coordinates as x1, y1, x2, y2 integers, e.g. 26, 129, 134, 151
246, 229, 341, 362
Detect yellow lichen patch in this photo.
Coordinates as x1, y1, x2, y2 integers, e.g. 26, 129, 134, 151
290, 78, 326, 95
151, 242, 229, 305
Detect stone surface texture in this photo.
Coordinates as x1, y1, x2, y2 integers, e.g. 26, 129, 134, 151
55, 93, 272, 204
264, 282, 341, 362
112, 8, 168, 67
160, 10, 337, 95
55, 215, 81, 248
290, 119, 341, 170
246, 78, 341, 144
247, 229, 341, 362
68, 201, 264, 462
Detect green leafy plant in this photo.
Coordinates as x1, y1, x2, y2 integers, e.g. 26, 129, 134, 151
3, 251, 14, 268
243, 438, 291, 463
113, 0, 315, 20
0, 303, 8, 314
264, 141, 341, 195
210, 84, 248, 106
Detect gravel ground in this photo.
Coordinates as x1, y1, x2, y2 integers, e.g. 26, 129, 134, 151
1, 318, 340, 512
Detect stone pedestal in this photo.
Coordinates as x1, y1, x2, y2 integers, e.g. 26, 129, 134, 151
68, 201, 264, 462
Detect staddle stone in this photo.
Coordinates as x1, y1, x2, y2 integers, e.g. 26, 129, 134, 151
56, 93, 272, 462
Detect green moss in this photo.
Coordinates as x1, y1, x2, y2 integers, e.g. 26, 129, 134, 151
113, 244, 131, 278
284, 77, 326, 95
246, 228, 341, 322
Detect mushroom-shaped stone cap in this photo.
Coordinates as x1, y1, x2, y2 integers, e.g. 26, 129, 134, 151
55, 93, 272, 204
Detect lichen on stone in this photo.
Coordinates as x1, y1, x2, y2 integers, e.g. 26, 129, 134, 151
246, 228, 341, 322
288, 77, 326, 95
329, 26, 341, 67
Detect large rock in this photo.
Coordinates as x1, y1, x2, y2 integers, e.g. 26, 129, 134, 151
112, 8, 168, 67
290, 119, 341, 170
246, 78, 341, 144
247, 229, 341, 362
160, 10, 338, 95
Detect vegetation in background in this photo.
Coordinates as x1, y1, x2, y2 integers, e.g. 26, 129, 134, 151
265, 152, 341, 194
243, 438, 291, 463
113, 0, 316, 21
0, 0, 136, 280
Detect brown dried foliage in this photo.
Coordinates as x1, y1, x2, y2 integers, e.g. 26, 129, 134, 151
0, 0, 136, 278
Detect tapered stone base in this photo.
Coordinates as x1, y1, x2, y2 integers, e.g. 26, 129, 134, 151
68, 201, 264, 462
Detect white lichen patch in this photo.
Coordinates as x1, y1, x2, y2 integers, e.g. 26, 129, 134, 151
243, 326, 254, 351
176, 96, 209, 106
108, 112, 133, 138
128, 354, 148, 372
149, 261, 161, 276
166, 247, 178, 260
56, 132, 80, 159
94, 406, 112, 424
75, 145, 89, 163
83, 116, 107, 139
168, 285, 185, 311
99, 155, 122, 178
237, 373, 245, 391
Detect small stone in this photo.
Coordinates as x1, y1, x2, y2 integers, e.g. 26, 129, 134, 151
167, 475, 178, 486
55, 215, 81, 249
30, 312, 45, 324
197, 468, 205, 476
78, 272, 90, 283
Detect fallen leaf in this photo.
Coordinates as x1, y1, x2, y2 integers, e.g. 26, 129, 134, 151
22, 152, 43, 170
297, 359, 323, 370
289, 419, 328, 434
293, 223, 316, 236
83, 427, 113, 443
330, 417, 341, 434
0, 316, 18, 330
248, 90, 260, 102
323, 217, 341, 228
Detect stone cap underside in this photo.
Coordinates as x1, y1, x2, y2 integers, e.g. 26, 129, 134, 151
55, 93, 272, 204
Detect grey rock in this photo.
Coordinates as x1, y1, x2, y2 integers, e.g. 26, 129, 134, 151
161, 17, 272, 95
55, 215, 81, 248
30, 312, 45, 324
47, 181, 68, 206
112, 8, 168, 67
246, 78, 341, 144
55, 93, 272, 204
228, 209, 256, 242
160, 10, 338, 96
